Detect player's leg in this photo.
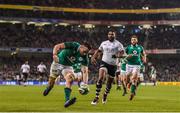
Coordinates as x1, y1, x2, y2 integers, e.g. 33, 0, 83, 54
43, 76, 56, 96
38, 72, 44, 85
23, 73, 28, 86
129, 65, 140, 100
151, 74, 156, 86
76, 72, 82, 87
126, 64, 133, 90
43, 62, 59, 96
121, 71, 128, 96
102, 75, 114, 104
63, 69, 77, 108
102, 65, 116, 104
91, 67, 107, 105
137, 72, 144, 87
116, 71, 121, 90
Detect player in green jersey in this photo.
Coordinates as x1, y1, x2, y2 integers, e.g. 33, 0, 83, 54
120, 58, 128, 96
137, 62, 145, 86
116, 57, 128, 95
125, 35, 146, 100
43, 41, 91, 108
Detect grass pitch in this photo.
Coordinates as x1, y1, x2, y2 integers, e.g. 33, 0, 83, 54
0, 85, 180, 112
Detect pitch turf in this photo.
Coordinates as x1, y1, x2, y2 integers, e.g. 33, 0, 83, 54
0, 85, 180, 112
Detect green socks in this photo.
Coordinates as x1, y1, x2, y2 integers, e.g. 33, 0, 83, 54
64, 88, 72, 102
130, 84, 136, 94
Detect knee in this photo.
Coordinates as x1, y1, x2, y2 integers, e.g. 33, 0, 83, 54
96, 80, 102, 88
48, 76, 56, 86
65, 72, 74, 83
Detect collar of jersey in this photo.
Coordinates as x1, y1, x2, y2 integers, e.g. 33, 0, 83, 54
77, 45, 81, 52
108, 39, 116, 43
131, 44, 138, 47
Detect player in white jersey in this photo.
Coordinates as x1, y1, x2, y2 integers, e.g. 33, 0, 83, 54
37, 62, 47, 82
20, 61, 30, 86
91, 30, 124, 105
149, 65, 157, 86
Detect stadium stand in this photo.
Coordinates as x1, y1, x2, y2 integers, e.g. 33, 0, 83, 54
0, 0, 180, 84
0, 23, 180, 82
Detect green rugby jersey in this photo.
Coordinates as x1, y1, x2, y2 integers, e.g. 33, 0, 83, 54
120, 58, 127, 71
125, 44, 144, 65
57, 42, 89, 66
72, 63, 81, 73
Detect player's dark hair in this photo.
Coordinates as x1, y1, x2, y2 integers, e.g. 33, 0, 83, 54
82, 41, 91, 50
108, 29, 116, 33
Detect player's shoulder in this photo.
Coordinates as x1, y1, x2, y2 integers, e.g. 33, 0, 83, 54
71, 41, 80, 46
137, 45, 144, 49
114, 39, 121, 43
138, 44, 143, 47
65, 41, 80, 46
126, 45, 131, 48
115, 39, 123, 45
101, 40, 109, 45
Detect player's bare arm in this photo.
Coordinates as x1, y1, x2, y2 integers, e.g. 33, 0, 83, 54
113, 50, 124, 58
91, 49, 102, 65
141, 51, 147, 63
81, 65, 89, 84
53, 43, 65, 63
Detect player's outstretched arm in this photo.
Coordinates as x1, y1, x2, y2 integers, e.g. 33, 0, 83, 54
141, 51, 147, 63
81, 65, 89, 84
53, 43, 65, 63
91, 49, 102, 65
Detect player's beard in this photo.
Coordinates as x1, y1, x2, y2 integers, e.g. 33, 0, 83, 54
109, 37, 115, 42
132, 43, 137, 46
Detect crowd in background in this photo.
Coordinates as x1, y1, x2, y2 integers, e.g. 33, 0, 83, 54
0, 23, 180, 83
0, 55, 180, 83
1, 24, 180, 49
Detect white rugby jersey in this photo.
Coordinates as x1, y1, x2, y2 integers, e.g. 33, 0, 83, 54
99, 39, 124, 65
21, 64, 30, 73
37, 64, 47, 73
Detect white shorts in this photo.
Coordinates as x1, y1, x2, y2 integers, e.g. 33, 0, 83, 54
50, 61, 74, 78
139, 73, 144, 81
120, 70, 126, 76
151, 74, 157, 79
74, 72, 82, 79
126, 64, 140, 76
116, 62, 121, 72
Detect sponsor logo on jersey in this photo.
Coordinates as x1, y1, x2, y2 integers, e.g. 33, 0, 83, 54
133, 50, 137, 54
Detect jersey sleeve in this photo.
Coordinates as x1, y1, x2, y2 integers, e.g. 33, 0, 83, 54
125, 46, 129, 54
28, 65, 30, 70
98, 42, 103, 51
140, 46, 144, 53
118, 42, 124, 52
64, 42, 80, 50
